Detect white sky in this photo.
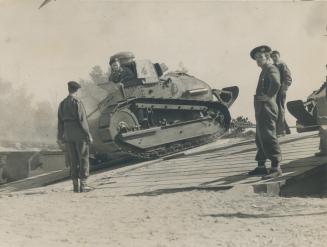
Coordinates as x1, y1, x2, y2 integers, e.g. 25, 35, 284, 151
0, 0, 326, 125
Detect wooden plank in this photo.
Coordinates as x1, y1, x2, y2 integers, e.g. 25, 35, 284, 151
0, 169, 70, 193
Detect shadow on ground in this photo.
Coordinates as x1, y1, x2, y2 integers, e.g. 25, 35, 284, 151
202, 211, 327, 219
125, 186, 233, 197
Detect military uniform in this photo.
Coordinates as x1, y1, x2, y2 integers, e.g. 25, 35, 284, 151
316, 83, 327, 156
275, 61, 292, 135
109, 67, 135, 84
317, 127, 327, 156
254, 63, 282, 165
57, 82, 92, 192
0, 155, 7, 184
248, 45, 283, 178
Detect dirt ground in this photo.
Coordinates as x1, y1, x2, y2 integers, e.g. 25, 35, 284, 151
0, 175, 327, 247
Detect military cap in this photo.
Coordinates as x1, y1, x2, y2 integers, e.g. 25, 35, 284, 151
67, 81, 81, 90
250, 45, 272, 60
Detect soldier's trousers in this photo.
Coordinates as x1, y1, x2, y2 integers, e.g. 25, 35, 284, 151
319, 127, 327, 154
276, 90, 290, 135
65, 142, 90, 179
0, 156, 6, 183
255, 110, 282, 164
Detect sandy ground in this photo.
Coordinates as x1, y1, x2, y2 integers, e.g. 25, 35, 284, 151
1, 175, 327, 247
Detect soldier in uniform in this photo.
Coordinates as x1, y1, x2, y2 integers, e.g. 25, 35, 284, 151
0, 155, 7, 184
316, 127, 327, 156
248, 45, 283, 179
315, 81, 327, 157
57, 81, 93, 193
271, 50, 292, 135
109, 58, 135, 83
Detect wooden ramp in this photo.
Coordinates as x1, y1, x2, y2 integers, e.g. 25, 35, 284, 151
1, 132, 326, 197
0, 156, 136, 194
89, 132, 327, 197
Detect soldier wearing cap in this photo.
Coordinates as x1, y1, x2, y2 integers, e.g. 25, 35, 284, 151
248, 45, 283, 179
57, 81, 93, 192
271, 50, 292, 135
109, 58, 135, 84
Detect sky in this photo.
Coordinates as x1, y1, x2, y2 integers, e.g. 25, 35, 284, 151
0, 0, 326, 125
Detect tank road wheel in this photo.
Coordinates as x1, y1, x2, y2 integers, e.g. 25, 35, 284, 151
110, 109, 139, 137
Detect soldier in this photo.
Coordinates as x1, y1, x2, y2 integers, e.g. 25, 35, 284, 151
316, 127, 327, 156
57, 81, 93, 193
271, 50, 292, 135
315, 81, 327, 157
248, 45, 283, 179
109, 58, 135, 83
0, 155, 7, 184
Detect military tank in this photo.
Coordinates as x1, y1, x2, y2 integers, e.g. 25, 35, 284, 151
287, 66, 327, 133
88, 52, 239, 161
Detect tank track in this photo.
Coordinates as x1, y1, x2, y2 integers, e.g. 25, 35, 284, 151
117, 130, 228, 160
99, 97, 231, 160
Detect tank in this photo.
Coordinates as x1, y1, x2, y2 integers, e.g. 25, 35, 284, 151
88, 52, 239, 161
287, 66, 327, 133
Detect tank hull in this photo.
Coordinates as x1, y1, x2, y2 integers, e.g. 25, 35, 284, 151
89, 97, 231, 160
88, 53, 239, 161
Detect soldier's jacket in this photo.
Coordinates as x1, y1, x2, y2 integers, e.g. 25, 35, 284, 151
275, 62, 292, 90
319, 127, 327, 153
57, 95, 92, 142
109, 67, 135, 83
316, 82, 327, 126
254, 64, 281, 121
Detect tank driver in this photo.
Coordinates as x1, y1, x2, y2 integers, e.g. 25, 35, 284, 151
109, 58, 135, 84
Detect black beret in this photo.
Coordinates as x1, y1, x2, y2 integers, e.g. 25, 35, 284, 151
67, 81, 81, 89
250, 45, 272, 60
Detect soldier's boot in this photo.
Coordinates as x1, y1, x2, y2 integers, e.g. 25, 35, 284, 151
73, 179, 79, 193
262, 163, 283, 180
248, 162, 269, 176
315, 151, 327, 157
0, 177, 7, 185
80, 179, 94, 193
